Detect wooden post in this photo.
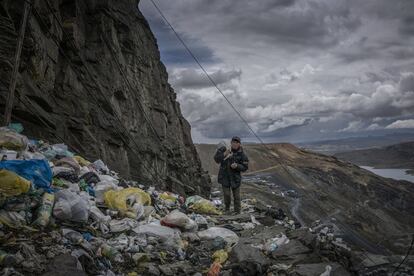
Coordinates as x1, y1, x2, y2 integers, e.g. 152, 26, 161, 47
3, 0, 32, 126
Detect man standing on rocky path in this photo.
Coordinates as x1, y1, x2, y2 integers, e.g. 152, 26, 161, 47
214, 136, 249, 214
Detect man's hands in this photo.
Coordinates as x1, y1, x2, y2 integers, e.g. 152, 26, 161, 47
231, 163, 238, 169
224, 149, 231, 157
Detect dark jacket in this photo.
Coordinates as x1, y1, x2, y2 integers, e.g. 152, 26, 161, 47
214, 146, 249, 188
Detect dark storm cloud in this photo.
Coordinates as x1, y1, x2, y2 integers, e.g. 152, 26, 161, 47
141, 5, 216, 65
140, 0, 414, 143
170, 68, 241, 89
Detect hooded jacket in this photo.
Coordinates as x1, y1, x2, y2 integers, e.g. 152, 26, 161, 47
214, 146, 249, 188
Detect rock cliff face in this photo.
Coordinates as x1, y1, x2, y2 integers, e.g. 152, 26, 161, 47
0, 0, 210, 196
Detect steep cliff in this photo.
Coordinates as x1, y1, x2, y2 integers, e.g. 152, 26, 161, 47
0, 0, 210, 196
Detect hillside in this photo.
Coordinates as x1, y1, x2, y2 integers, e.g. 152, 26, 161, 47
297, 133, 414, 154
197, 143, 414, 254
334, 141, 414, 171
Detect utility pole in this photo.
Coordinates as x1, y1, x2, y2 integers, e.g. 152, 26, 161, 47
3, 0, 32, 126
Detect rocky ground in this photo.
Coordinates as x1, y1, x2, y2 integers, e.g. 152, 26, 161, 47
1, 127, 414, 275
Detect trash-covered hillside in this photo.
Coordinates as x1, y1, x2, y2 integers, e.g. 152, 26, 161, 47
2, 125, 413, 276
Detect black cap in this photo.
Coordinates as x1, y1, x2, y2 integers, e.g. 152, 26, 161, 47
231, 136, 241, 143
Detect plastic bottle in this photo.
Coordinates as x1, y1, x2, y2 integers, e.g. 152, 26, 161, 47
33, 192, 55, 227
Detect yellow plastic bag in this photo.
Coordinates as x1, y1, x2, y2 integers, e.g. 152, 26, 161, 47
159, 192, 177, 202
212, 249, 228, 264
73, 155, 90, 166
0, 169, 31, 197
191, 199, 221, 215
104, 187, 151, 217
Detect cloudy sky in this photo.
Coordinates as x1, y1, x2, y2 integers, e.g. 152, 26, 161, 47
139, 0, 414, 143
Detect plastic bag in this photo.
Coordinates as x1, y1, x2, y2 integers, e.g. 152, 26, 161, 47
104, 188, 151, 218
0, 210, 26, 228
93, 159, 109, 173
207, 249, 228, 276
54, 157, 80, 174
132, 223, 182, 247
73, 155, 90, 166
53, 166, 75, 176
7, 123, 24, 133
99, 174, 119, 185
185, 195, 221, 215
0, 150, 17, 160
212, 249, 228, 264
109, 218, 138, 233
95, 181, 118, 204
53, 190, 90, 222
51, 144, 74, 157
159, 192, 177, 202
161, 210, 198, 232
263, 234, 289, 253
22, 151, 45, 160
0, 127, 28, 151
33, 192, 55, 227
0, 159, 52, 190
90, 206, 111, 223
198, 227, 239, 248
207, 262, 222, 276
0, 169, 31, 197
191, 200, 221, 215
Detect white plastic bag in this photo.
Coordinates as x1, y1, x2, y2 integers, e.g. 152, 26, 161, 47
90, 206, 111, 234
161, 210, 198, 232
95, 181, 118, 204
53, 190, 90, 222
132, 223, 182, 247
109, 218, 138, 233
198, 227, 239, 248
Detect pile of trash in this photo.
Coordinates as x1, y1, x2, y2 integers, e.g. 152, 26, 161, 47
1, 125, 358, 275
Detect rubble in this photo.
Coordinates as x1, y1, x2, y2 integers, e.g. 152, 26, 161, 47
0, 126, 411, 275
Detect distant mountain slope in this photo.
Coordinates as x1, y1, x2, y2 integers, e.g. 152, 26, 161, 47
334, 141, 414, 170
196, 143, 414, 253
297, 133, 414, 154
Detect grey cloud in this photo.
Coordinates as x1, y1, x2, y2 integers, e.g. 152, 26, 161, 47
140, 0, 414, 143
170, 68, 241, 89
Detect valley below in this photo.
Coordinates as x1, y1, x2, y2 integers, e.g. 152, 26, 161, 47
197, 143, 414, 258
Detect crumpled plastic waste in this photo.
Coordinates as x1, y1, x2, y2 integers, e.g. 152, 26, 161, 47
53, 190, 90, 222
0, 127, 28, 151
54, 157, 81, 175
185, 195, 221, 215
104, 187, 150, 219
198, 227, 239, 248
262, 233, 290, 253
73, 155, 90, 166
0, 169, 31, 197
0, 210, 26, 228
0, 159, 52, 190
93, 159, 109, 173
33, 192, 54, 227
161, 210, 198, 232
109, 218, 138, 233
132, 223, 182, 248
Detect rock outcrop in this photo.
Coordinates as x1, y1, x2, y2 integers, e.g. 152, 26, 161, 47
0, 0, 210, 196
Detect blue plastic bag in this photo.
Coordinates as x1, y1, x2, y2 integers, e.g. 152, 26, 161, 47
0, 160, 52, 190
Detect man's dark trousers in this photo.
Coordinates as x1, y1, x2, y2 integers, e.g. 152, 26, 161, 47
223, 186, 241, 213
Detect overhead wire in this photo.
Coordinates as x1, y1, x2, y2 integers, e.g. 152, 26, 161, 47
148, 0, 414, 268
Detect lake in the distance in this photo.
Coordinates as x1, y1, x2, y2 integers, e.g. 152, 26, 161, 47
361, 166, 414, 183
